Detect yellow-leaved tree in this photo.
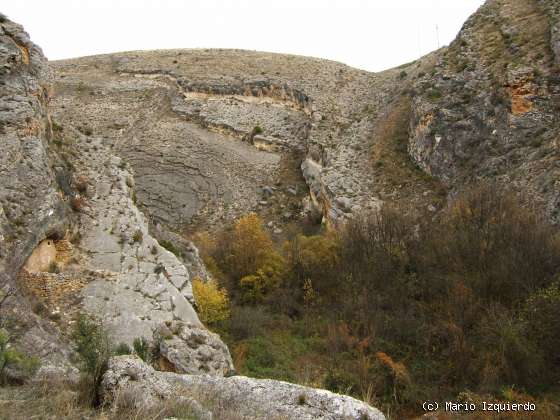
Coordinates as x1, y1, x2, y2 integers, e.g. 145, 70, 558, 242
227, 213, 286, 303
229, 213, 276, 278
192, 277, 230, 324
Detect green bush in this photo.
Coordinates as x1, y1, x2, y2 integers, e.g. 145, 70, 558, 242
324, 369, 359, 394
0, 328, 40, 385
132, 230, 143, 243
160, 240, 182, 257
133, 337, 150, 363
522, 282, 560, 382
72, 314, 111, 406
426, 87, 442, 101
47, 261, 60, 274
114, 342, 132, 356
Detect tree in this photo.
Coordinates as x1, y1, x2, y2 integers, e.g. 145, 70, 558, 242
193, 278, 230, 324
228, 213, 276, 279
72, 314, 111, 406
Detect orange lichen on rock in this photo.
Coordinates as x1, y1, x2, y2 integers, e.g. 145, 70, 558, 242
506, 72, 536, 115
509, 84, 534, 115
14, 42, 29, 65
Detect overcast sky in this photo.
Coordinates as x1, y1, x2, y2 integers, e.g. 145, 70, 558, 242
3, 0, 485, 72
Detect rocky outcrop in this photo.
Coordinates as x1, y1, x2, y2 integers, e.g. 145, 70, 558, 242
52, 125, 202, 345
50, 48, 414, 232
537, 0, 560, 65
408, 0, 560, 222
0, 16, 230, 373
0, 15, 76, 380
154, 321, 234, 376
101, 355, 386, 420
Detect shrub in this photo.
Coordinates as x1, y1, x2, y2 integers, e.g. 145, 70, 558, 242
192, 278, 230, 324
0, 328, 40, 385
70, 196, 85, 212
474, 305, 541, 391
434, 183, 560, 305
227, 213, 276, 279
239, 274, 267, 304
253, 125, 263, 134
74, 176, 89, 195
226, 306, 273, 340
71, 314, 111, 406
160, 240, 181, 257
324, 369, 359, 394
114, 342, 132, 356
47, 261, 60, 274
426, 88, 442, 101
522, 282, 560, 382
283, 233, 339, 301
132, 229, 143, 243
373, 351, 412, 405
132, 337, 150, 362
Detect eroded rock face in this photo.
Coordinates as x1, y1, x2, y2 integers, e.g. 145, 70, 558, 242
154, 321, 234, 376
54, 127, 202, 345
409, 0, 560, 222
0, 16, 75, 379
0, 19, 60, 278
537, 0, 560, 65
101, 356, 386, 420
0, 17, 230, 372
50, 48, 419, 231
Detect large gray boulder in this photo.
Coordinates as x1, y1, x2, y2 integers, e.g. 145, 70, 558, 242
101, 355, 386, 420
154, 321, 234, 376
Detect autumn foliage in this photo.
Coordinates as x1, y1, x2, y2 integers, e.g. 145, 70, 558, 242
196, 184, 560, 418
192, 277, 230, 324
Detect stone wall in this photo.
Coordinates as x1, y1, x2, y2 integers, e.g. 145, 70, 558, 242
17, 269, 86, 306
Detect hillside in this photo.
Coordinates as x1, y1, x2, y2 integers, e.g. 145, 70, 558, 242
1, 0, 559, 419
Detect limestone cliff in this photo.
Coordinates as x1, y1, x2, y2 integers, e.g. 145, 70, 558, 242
0, 15, 75, 378
2, 0, 560, 417
409, 0, 560, 222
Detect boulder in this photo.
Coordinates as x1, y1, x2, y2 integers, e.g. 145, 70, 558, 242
100, 355, 212, 419
101, 355, 386, 420
154, 321, 234, 376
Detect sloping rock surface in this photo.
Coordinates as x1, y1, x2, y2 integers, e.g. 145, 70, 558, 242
102, 355, 386, 420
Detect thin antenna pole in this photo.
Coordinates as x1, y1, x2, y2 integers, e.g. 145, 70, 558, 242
436, 24, 440, 49
417, 25, 421, 58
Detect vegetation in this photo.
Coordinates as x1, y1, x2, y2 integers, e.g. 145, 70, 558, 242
0, 329, 39, 385
132, 337, 151, 363
132, 229, 143, 243
192, 278, 230, 324
160, 239, 182, 257
72, 315, 112, 406
199, 183, 560, 418
47, 261, 60, 274
114, 342, 132, 356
